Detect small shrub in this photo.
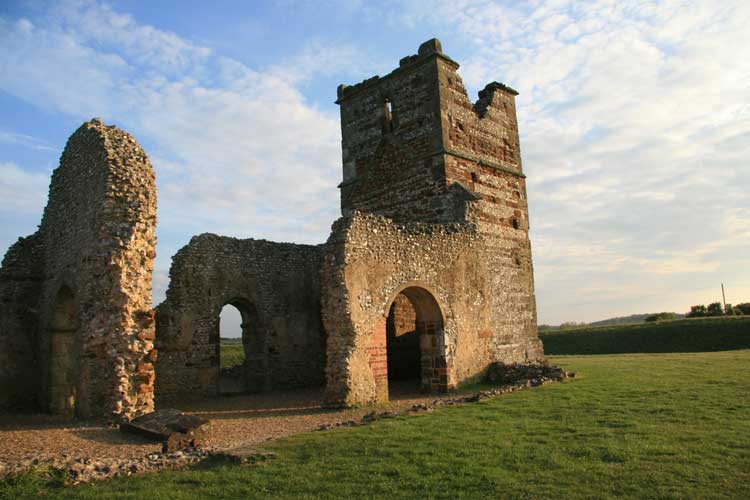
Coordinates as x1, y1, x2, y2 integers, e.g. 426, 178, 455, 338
707, 302, 724, 316
560, 321, 587, 330
687, 304, 707, 318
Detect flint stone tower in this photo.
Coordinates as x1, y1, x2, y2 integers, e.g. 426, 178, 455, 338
321, 39, 543, 406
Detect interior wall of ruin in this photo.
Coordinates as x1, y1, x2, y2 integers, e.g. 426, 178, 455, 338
155, 235, 326, 402
0, 234, 44, 409
0, 119, 157, 420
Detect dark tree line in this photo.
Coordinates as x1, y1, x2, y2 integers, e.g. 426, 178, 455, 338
644, 312, 678, 322
687, 302, 750, 318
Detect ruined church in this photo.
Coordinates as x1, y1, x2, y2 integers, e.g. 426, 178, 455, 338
0, 39, 544, 420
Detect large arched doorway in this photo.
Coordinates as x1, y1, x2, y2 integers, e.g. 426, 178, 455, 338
379, 286, 448, 399
217, 299, 263, 394
48, 285, 79, 417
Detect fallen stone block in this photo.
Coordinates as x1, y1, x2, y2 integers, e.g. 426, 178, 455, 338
120, 408, 209, 452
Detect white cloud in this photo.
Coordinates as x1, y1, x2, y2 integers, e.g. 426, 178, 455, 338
0, 1, 358, 291
384, 0, 750, 322
0, 1, 364, 311
0, 161, 50, 213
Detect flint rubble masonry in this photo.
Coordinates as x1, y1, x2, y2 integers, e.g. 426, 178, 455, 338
0, 38, 543, 416
323, 38, 543, 406
0, 119, 157, 420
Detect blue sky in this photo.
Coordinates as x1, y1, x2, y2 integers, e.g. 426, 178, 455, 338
1, 0, 748, 329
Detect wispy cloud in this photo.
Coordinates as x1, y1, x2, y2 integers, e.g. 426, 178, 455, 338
1, 0, 747, 321
377, 0, 750, 321
0, 1, 360, 302
0, 161, 50, 213
0, 1, 350, 242
0, 130, 56, 152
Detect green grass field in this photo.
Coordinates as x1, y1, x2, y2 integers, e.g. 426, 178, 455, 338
3, 321, 749, 499
541, 316, 750, 355
220, 343, 245, 369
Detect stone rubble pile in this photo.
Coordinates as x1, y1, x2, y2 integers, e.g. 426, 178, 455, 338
484, 361, 575, 386
212, 448, 277, 465
317, 363, 574, 431
0, 447, 209, 484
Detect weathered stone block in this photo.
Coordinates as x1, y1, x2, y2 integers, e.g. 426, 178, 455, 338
120, 408, 209, 452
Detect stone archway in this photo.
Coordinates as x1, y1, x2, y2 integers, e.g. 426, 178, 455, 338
48, 285, 79, 417
217, 298, 265, 394
369, 285, 449, 400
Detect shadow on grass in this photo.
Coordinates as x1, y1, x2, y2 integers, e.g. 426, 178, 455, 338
541, 317, 750, 355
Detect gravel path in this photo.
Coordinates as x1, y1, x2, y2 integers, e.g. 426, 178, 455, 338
0, 384, 442, 465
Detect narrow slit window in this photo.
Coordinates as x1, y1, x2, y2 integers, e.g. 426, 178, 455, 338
383, 97, 394, 133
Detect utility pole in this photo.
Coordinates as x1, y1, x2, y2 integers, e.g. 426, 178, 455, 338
721, 283, 727, 312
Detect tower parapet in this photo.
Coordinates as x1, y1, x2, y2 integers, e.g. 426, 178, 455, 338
337, 38, 529, 235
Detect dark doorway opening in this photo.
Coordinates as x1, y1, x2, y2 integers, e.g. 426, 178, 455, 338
386, 294, 421, 382
384, 286, 448, 399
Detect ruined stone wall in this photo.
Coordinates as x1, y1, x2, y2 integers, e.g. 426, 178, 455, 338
155, 235, 325, 402
0, 119, 157, 420
1, 39, 540, 417
435, 55, 531, 235
336, 39, 531, 231
321, 213, 544, 406
0, 234, 44, 409
439, 66, 523, 175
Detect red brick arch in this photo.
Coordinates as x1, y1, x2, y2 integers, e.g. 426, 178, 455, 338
367, 285, 451, 400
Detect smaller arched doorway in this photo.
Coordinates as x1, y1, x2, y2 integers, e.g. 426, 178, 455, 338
217, 299, 263, 394
48, 285, 79, 417
373, 285, 449, 400
385, 294, 421, 388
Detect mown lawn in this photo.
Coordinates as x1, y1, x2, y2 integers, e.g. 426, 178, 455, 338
3, 349, 748, 499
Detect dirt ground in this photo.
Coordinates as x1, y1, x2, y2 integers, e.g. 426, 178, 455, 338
0, 383, 443, 465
